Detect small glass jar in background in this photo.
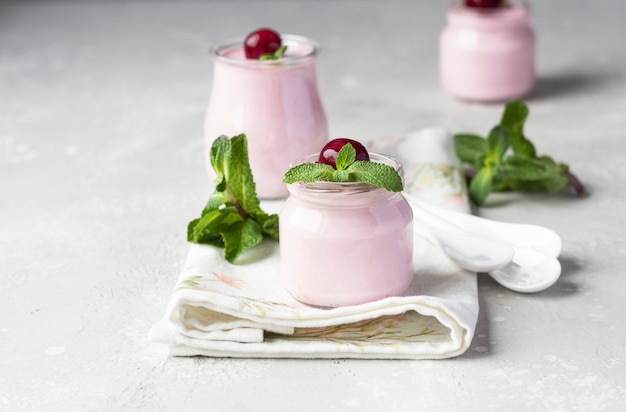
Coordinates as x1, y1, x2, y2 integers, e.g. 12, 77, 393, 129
440, 1, 535, 102
205, 35, 328, 199
280, 153, 414, 308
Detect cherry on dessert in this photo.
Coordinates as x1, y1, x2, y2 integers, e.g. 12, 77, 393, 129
244, 28, 282, 59
465, 0, 501, 8
317, 138, 370, 169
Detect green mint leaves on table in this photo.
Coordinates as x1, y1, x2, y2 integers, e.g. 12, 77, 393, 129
187, 134, 279, 264
453, 100, 587, 206
259, 45, 288, 61
283, 143, 404, 192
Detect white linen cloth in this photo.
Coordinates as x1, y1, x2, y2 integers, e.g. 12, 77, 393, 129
371, 127, 471, 213
149, 128, 478, 359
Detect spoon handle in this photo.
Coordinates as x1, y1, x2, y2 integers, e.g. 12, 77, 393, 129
407, 196, 514, 273
406, 194, 562, 258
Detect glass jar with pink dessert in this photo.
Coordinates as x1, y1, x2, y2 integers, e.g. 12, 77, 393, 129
205, 28, 328, 199
440, 0, 535, 102
280, 139, 414, 308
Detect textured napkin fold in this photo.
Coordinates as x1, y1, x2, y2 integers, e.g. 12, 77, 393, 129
149, 128, 478, 359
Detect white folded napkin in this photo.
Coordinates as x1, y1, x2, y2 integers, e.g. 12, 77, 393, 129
149, 128, 479, 359
372, 127, 471, 213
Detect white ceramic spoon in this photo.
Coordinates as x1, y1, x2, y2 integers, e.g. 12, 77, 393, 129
418, 225, 515, 273
410, 202, 515, 273
410, 196, 562, 258
406, 195, 562, 293
488, 246, 561, 293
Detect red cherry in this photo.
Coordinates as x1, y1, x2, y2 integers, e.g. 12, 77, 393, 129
465, 0, 502, 8
244, 28, 282, 59
317, 138, 370, 169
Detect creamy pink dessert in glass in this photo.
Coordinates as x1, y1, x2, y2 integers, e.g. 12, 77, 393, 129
280, 153, 414, 308
204, 34, 328, 199
440, 2, 535, 102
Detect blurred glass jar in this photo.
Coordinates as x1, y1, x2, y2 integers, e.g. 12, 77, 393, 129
440, 2, 535, 102
205, 35, 328, 198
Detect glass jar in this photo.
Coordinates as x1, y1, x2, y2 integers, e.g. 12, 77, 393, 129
280, 154, 414, 307
205, 35, 328, 199
440, 3, 535, 102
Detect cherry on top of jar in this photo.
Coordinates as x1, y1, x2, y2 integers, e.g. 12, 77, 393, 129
317, 138, 370, 169
448, 2, 529, 28
210, 35, 320, 68
465, 0, 502, 8
244, 28, 282, 59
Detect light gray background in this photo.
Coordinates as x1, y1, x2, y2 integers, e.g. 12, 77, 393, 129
1, 1, 625, 410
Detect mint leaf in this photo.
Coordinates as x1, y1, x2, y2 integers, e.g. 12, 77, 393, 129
345, 161, 403, 192
503, 156, 571, 193
259, 45, 288, 61
469, 165, 497, 206
535, 156, 571, 193
257, 213, 279, 239
210, 135, 230, 191
511, 134, 536, 158
500, 100, 536, 157
283, 149, 404, 192
501, 154, 551, 181
335, 143, 356, 171
500, 100, 528, 131
227, 134, 261, 214
457, 126, 508, 205
188, 216, 224, 247
283, 162, 335, 184
202, 190, 228, 216
454, 100, 586, 206
188, 206, 242, 246
453, 134, 488, 170
332, 169, 350, 182
540, 172, 571, 193
188, 134, 279, 263
221, 219, 263, 263
487, 125, 510, 161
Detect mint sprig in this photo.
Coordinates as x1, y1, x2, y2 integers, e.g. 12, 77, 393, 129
187, 134, 279, 263
454, 100, 587, 206
283, 143, 403, 192
259, 45, 287, 61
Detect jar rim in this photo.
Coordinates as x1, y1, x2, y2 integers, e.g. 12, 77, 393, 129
209, 34, 320, 68
286, 152, 405, 195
